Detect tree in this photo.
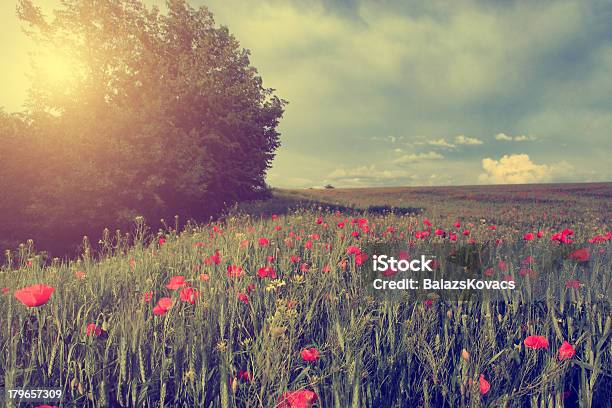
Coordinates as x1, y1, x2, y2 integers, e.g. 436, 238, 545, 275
3, 0, 285, 254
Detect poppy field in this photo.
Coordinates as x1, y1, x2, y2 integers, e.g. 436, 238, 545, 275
1, 184, 611, 407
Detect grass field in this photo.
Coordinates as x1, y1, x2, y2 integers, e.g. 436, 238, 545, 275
1, 183, 611, 407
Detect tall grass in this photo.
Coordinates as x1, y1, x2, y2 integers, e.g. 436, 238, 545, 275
1, 210, 610, 407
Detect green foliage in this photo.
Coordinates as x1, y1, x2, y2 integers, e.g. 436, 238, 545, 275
0, 0, 285, 253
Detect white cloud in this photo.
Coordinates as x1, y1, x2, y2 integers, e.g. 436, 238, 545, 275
392, 151, 444, 164
495, 133, 534, 141
478, 154, 572, 184
454, 135, 483, 145
429, 138, 455, 148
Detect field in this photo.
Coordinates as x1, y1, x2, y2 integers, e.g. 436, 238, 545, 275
1, 183, 611, 407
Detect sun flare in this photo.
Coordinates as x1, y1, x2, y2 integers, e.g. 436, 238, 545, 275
37, 51, 74, 85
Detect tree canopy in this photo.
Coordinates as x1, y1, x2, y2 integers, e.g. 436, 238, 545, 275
0, 0, 285, 255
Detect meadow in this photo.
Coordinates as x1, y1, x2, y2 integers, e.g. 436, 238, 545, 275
1, 183, 611, 407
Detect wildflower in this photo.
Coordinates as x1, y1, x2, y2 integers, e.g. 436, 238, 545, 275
153, 297, 173, 315
479, 374, 490, 395
2, 287, 9, 295
237, 292, 249, 304
454, 220, 461, 228
278, 390, 318, 408
199, 273, 210, 281
75, 271, 86, 279
166, 275, 187, 290
257, 266, 277, 279
258, 237, 269, 247
537, 230, 544, 238
558, 341, 576, 360
301, 347, 320, 362
86, 323, 105, 337
142, 291, 153, 302
180, 287, 199, 304
462, 229, 470, 236
227, 265, 244, 278
488, 225, 497, 230
237, 370, 252, 382
346, 245, 361, 255
305, 240, 313, 249
565, 279, 581, 289
569, 248, 590, 262
461, 348, 470, 361
14, 284, 54, 307
423, 218, 432, 227
158, 237, 166, 246
523, 232, 534, 241
524, 335, 549, 349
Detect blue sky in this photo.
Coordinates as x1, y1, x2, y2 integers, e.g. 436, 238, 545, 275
2, 0, 611, 187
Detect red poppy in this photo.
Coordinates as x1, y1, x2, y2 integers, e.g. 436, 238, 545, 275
290, 255, 301, 264
498, 260, 507, 271
237, 370, 252, 382
454, 220, 461, 228
462, 229, 470, 236
488, 225, 497, 230
346, 245, 361, 255
257, 266, 276, 279
523, 232, 534, 241
484, 267, 494, 277
153, 297, 173, 315
272, 214, 279, 220
199, 273, 210, 281
14, 284, 54, 307
1, 287, 9, 295
355, 253, 368, 266
300, 347, 320, 362
423, 218, 432, 227
227, 265, 244, 278
237, 292, 249, 304
558, 341, 576, 360
565, 279, 581, 289
305, 240, 313, 249
479, 374, 490, 395
180, 287, 199, 304
569, 248, 590, 262
86, 323, 105, 337
258, 237, 269, 247
166, 275, 187, 290
524, 335, 549, 349
537, 230, 544, 238
142, 291, 153, 302
278, 390, 318, 408
158, 237, 166, 246
522, 255, 534, 265
75, 271, 86, 279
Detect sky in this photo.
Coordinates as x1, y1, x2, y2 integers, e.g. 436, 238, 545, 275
1, 0, 612, 188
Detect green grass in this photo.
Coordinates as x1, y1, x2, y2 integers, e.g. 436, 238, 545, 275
1, 186, 611, 407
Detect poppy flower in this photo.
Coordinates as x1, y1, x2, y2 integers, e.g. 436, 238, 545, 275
537, 230, 544, 238
272, 214, 279, 220
522, 255, 534, 265
454, 220, 461, 228
484, 267, 494, 277
158, 237, 166, 246
180, 287, 199, 304
479, 374, 490, 395
569, 248, 590, 262
423, 218, 432, 227
355, 253, 368, 266
558, 341, 576, 360
237, 370, 252, 382
523, 232, 534, 241
153, 297, 173, 315
524, 335, 549, 349
290, 255, 301, 264
346, 245, 361, 255
488, 225, 497, 230
300, 347, 320, 362
199, 273, 210, 281
142, 291, 153, 302
86, 323, 105, 337
237, 292, 249, 304
435, 228, 445, 236
227, 265, 244, 278
14, 284, 54, 307
565, 279, 581, 289
305, 240, 313, 249
2, 287, 9, 295
75, 271, 86, 279
257, 266, 276, 279
278, 390, 318, 408
258, 237, 269, 247
166, 275, 187, 290
462, 229, 470, 236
